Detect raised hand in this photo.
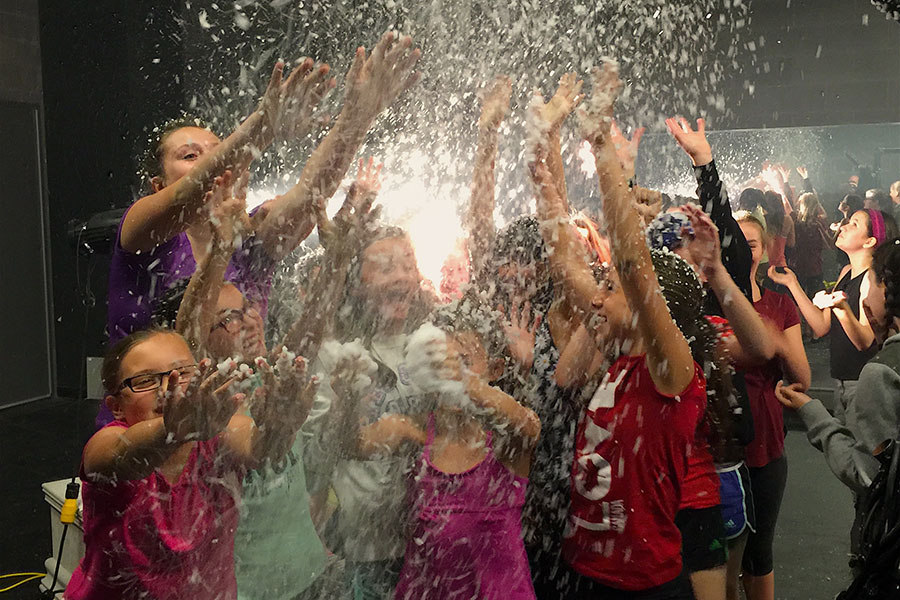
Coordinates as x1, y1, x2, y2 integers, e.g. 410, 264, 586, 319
257, 58, 336, 143
251, 350, 319, 434
314, 157, 382, 252
577, 60, 622, 142
343, 31, 422, 125
609, 120, 645, 181
796, 166, 809, 180
681, 204, 722, 281
761, 165, 785, 192
499, 301, 541, 370
767, 265, 799, 289
207, 170, 252, 252
160, 359, 242, 443
665, 116, 713, 167
538, 72, 584, 129
775, 163, 792, 185
478, 75, 513, 130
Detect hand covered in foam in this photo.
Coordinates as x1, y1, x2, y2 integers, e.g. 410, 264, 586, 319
404, 323, 471, 409
577, 58, 622, 143
251, 348, 319, 434
324, 339, 379, 399
161, 359, 242, 443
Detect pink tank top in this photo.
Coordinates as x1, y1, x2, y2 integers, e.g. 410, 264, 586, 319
65, 422, 245, 600
394, 415, 535, 599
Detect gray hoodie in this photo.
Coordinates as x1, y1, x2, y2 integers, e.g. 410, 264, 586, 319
798, 332, 900, 494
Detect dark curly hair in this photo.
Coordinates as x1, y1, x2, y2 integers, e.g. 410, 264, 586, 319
429, 289, 506, 360
485, 215, 554, 315
650, 249, 740, 464
738, 188, 765, 213
872, 238, 900, 324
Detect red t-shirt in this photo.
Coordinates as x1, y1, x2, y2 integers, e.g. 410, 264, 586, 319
563, 355, 707, 591
678, 315, 733, 511
679, 420, 721, 510
744, 289, 800, 468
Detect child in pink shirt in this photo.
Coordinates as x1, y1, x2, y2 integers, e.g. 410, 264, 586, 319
65, 328, 316, 600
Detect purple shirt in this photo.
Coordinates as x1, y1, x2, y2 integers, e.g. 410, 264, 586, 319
99, 205, 276, 427
106, 205, 276, 344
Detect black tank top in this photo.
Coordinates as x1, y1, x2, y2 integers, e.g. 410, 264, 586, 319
829, 269, 878, 380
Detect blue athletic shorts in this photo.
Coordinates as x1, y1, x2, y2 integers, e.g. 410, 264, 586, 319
717, 462, 757, 540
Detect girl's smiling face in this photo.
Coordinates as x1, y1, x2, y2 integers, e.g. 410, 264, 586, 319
358, 236, 421, 328
107, 332, 196, 426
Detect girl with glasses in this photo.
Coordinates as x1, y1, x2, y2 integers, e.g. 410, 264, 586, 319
64, 326, 317, 600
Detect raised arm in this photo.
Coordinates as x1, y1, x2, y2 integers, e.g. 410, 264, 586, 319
84, 366, 240, 480
175, 171, 250, 355
796, 166, 816, 194
581, 64, 694, 394
223, 353, 320, 466
121, 59, 326, 253
255, 32, 420, 263
666, 116, 753, 300
683, 204, 775, 366
281, 158, 382, 360
768, 266, 834, 337
465, 76, 511, 279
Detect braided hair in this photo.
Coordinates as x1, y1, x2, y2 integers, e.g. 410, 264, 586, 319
649, 249, 740, 464
872, 238, 900, 324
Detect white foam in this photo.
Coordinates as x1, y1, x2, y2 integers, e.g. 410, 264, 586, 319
404, 323, 470, 409
322, 338, 379, 394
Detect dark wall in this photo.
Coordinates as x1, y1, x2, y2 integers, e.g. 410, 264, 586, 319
720, 0, 900, 128
40, 0, 184, 394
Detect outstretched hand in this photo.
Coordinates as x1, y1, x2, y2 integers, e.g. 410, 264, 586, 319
207, 170, 252, 253
539, 72, 584, 130
499, 301, 541, 370
257, 58, 336, 143
478, 75, 513, 130
160, 359, 242, 443
665, 116, 713, 167
768, 265, 799, 289
315, 157, 382, 252
577, 60, 622, 143
609, 120, 645, 181
343, 31, 422, 125
796, 166, 809, 180
251, 350, 319, 435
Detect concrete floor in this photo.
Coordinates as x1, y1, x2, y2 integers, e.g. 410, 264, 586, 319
0, 343, 858, 600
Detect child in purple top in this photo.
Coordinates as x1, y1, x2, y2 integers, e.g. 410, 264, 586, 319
101, 33, 423, 426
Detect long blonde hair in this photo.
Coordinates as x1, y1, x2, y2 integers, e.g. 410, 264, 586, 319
797, 192, 823, 223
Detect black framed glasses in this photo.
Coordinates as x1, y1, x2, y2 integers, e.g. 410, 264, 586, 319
117, 364, 199, 393
212, 304, 262, 334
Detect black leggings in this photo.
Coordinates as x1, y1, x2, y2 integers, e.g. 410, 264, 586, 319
742, 455, 788, 576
